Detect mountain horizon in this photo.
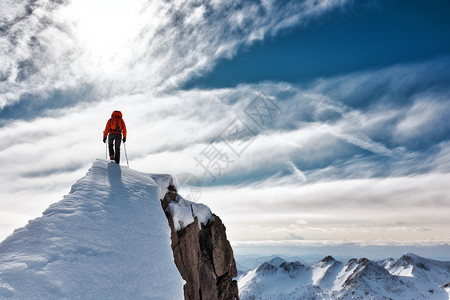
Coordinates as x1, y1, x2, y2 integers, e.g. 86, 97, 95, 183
238, 252, 450, 299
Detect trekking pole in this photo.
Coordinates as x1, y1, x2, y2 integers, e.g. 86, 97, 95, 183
105, 140, 108, 160
124, 142, 129, 168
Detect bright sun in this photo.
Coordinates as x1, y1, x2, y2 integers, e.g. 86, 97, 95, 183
57, 0, 145, 73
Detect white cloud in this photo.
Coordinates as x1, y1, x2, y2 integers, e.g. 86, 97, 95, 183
287, 161, 307, 182
1, 0, 352, 109
199, 173, 450, 247
396, 96, 450, 141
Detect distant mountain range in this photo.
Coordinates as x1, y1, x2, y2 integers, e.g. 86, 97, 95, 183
238, 253, 450, 299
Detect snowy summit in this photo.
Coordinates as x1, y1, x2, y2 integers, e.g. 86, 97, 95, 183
0, 159, 212, 299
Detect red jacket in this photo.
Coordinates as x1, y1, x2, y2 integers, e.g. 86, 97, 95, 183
103, 111, 127, 139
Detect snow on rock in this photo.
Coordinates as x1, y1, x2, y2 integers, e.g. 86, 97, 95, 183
161, 187, 239, 299
0, 159, 184, 299
166, 194, 212, 232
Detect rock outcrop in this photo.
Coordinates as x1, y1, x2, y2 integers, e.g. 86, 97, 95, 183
161, 185, 239, 300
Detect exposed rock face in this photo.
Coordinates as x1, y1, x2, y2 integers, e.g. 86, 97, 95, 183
161, 185, 239, 300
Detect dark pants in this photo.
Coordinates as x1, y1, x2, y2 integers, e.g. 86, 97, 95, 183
108, 133, 122, 164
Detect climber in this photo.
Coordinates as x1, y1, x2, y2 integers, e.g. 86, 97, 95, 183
103, 111, 127, 164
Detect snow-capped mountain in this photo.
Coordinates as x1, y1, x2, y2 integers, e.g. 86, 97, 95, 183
235, 254, 310, 272
331, 257, 413, 299
239, 253, 450, 299
239, 258, 320, 299
386, 253, 450, 285
311, 256, 343, 289
385, 253, 450, 299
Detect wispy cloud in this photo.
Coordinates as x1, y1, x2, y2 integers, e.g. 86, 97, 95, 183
1, 0, 350, 112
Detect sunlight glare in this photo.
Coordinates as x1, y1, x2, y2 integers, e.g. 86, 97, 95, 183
58, 0, 146, 74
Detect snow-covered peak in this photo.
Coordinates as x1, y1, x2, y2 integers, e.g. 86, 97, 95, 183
266, 256, 287, 267
398, 252, 429, 266
321, 255, 336, 263
338, 258, 397, 288
279, 261, 308, 278
255, 261, 279, 275
314, 255, 337, 268
0, 160, 184, 299
378, 257, 396, 269
387, 252, 450, 288
312, 256, 343, 288
388, 253, 428, 277
255, 258, 307, 277
240, 258, 315, 299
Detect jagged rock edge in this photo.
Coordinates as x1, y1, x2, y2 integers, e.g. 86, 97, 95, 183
161, 184, 239, 300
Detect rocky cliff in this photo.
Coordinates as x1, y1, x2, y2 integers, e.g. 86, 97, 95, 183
161, 185, 239, 300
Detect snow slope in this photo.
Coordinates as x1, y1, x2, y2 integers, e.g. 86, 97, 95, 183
0, 159, 184, 299
239, 254, 450, 300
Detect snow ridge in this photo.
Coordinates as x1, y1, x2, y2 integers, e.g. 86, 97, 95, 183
0, 160, 184, 299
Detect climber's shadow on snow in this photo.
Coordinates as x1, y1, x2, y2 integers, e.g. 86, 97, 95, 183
107, 162, 127, 199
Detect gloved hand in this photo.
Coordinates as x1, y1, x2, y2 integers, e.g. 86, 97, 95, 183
122, 137, 126, 143
103, 137, 106, 143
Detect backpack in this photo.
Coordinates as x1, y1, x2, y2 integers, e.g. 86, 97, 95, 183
110, 111, 123, 132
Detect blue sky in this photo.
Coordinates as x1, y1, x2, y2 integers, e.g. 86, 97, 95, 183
187, 0, 450, 88
1, 0, 450, 259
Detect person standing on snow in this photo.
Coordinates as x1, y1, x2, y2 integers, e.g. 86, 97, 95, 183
103, 111, 127, 164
